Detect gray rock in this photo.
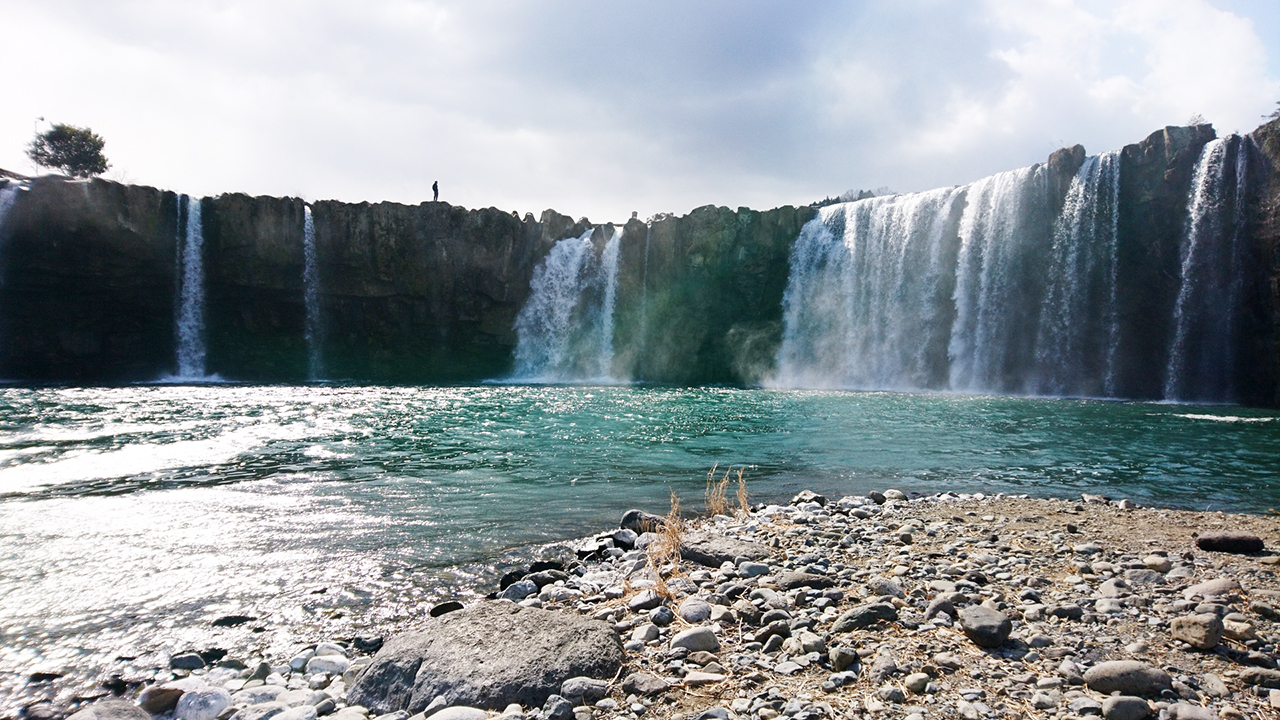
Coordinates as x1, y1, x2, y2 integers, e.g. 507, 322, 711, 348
670, 626, 719, 653
958, 605, 1011, 648
868, 652, 898, 684
619, 510, 665, 535
233, 686, 288, 705
175, 688, 232, 720
791, 490, 827, 505
925, 596, 955, 620
1083, 661, 1172, 697
831, 602, 898, 632
830, 646, 858, 672
1101, 696, 1149, 720
1068, 696, 1102, 715
876, 685, 905, 703
1142, 555, 1173, 573
138, 685, 185, 714
620, 671, 668, 696
610, 528, 638, 549
1239, 667, 1280, 687
1196, 531, 1264, 554
737, 561, 769, 578
903, 673, 930, 694
627, 589, 662, 612
429, 709, 488, 720
776, 572, 834, 590
66, 701, 150, 720
1170, 614, 1223, 650
866, 576, 905, 598
677, 597, 712, 623
542, 695, 573, 720
347, 601, 624, 713
1099, 578, 1132, 598
275, 708, 318, 720
1123, 569, 1164, 585
1165, 705, 1214, 720
679, 533, 768, 567
307, 656, 351, 675
560, 677, 607, 704
883, 489, 907, 501
171, 653, 206, 670
1183, 578, 1242, 600
230, 703, 287, 720
500, 580, 539, 602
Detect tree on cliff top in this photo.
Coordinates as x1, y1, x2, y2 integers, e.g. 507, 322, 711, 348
27, 123, 110, 178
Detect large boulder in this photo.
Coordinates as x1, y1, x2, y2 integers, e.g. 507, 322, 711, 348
346, 601, 624, 713
679, 532, 769, 567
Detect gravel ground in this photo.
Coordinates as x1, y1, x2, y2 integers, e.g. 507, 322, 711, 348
33, 490, 1280, 720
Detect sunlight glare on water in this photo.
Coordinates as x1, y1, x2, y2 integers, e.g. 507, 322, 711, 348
0, 384, 1278, 710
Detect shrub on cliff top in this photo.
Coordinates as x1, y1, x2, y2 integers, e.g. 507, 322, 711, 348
27, 123, 110, 178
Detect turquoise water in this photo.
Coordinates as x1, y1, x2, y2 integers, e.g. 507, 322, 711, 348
0, 385, 1278, 708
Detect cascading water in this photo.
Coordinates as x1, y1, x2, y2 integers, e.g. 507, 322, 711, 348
774, 187, 965, 389
0, 185, 21, 234
511, 226, 623, 382
948, 165, 1057, 393
174, 195, 209, 379
1164, 135, 1254, 403
1031, 151, 1122, 397
303, 205, 322, 380
776, 153, 1135, 397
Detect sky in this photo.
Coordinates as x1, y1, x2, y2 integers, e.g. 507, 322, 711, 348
2, 0, 1278, 223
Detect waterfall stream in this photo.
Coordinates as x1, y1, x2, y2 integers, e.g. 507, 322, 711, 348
511, 226, 623, 382
303, 205, 322, 380
774, 139, 1254, 401
174, 195, 209, 379
1032, 151, 1122, 397
1164, 135, 1255, 402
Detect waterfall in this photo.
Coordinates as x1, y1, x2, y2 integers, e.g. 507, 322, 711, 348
948, 165, 1058, 393
597, 227, 622, 375
1031, 151, 1122, 397
511, 226, 623, 382
1164, 135, 1254, 402
174, 195, 209, 379
303, 205, 322, 380
774, 187, 965, 389
0, 185, 21, 235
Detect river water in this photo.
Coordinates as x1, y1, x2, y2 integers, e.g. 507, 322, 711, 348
1, 384, 1278, 708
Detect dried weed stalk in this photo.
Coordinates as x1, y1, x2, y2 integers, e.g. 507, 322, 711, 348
735, 467, 749, 516
705, 464, 732, 517
646, 488, 685, 600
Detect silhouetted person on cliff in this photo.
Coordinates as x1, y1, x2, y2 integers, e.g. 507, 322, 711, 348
433, 181, 438, 202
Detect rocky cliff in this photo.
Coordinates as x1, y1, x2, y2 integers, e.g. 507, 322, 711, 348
0, 118, 1277, 404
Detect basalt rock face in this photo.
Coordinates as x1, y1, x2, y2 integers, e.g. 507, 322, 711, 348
610, 204, 815, 384
0, 176, 178, 381
1, 120, 1279, 400
201, 197, 583, 382
1249, 117, 1280, 407
1112, 124, 1217, 400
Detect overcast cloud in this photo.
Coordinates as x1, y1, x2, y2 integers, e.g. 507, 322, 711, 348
1, 0, 1277, 222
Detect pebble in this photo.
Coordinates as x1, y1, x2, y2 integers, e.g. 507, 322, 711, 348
958, 605, 1011, 648
1083, 661, 1173, 697
669, 626, 719, 652
1170, 614, 1224, 650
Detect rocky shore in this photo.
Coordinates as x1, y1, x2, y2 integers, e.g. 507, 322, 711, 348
23, 491, 1280, 720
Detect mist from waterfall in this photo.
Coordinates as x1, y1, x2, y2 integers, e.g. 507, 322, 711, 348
174, 195, 210, 380
303, 205, 322, 381
774, 187, 965, 390
511, 226, 623, 382
1164, 135, 1255, 403
773, 145, 1187, 399
1031, 151, 1122, 397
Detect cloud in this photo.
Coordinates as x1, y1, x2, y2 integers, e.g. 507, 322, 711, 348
0, 0, 1275, 222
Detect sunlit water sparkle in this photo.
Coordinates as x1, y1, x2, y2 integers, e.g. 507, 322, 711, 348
1, 384, 1278, 710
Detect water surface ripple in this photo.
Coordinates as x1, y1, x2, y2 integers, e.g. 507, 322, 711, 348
0, 385, 1277, 709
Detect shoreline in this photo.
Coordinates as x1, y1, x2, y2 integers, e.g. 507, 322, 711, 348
14, 490, 1280, 720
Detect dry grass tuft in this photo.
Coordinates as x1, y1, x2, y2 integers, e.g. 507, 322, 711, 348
735, 467, 749, 516
647, 488, 685, 600
705, 464, 732, 517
